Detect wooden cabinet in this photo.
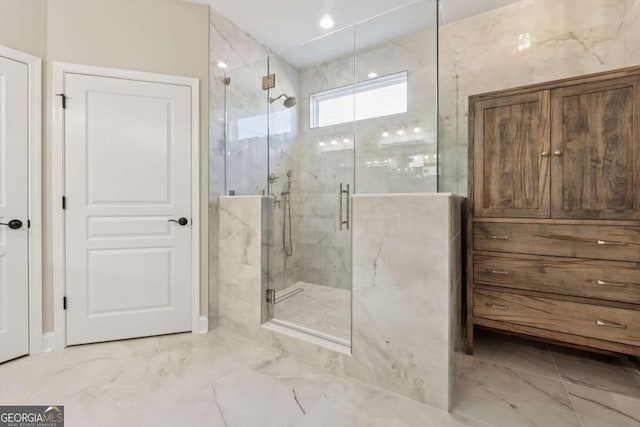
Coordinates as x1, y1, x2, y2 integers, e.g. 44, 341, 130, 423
468, 67, 640, 357
551, 77, 640, 220
473, 91, 550, 218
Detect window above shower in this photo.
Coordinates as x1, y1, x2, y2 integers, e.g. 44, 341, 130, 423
310, 71, 408, 128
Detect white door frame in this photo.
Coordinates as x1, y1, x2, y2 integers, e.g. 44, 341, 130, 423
0, 45, 43, 355
52, 62, 201, 349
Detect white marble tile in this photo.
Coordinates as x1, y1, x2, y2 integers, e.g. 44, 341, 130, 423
579, 416, 621, 427
454, 379, 581, 427
347, 194, 462, 411
0, 340, 137, 404
439, 412, 492, 427
274, 281, 351, 341
626, 0, 640, 66
63, 389, 138, 427
457, 355, 573, 411
470, 330, 560, 379
208, 366, 310, 426
551, 348, 640, 399
566, 383, 640, 427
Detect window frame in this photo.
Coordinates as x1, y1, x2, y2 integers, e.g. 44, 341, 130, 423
309, 70, 408, 129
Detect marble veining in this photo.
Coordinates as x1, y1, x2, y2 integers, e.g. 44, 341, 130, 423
220, 194, 464, 411
2, 328, 638, 426
438, 0, 640, 195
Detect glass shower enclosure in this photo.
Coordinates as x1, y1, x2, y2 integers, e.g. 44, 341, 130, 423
223, 0, 438, 347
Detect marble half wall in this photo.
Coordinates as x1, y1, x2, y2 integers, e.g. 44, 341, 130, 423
346, 194, 464, 411
218, 193, 464, 411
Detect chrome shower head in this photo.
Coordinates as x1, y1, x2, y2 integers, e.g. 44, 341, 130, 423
269, 93, 296, 108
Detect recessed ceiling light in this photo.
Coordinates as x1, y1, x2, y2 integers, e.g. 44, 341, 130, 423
217, 61, 228, 69
343, 138, 350, 143
381, 131, 389, 138
368, 72, 378, 79
413, 127, 422, 134
320, 14, 335, 29
397, 129, 405, 136
318, 141, 326, 147
330, 139, 338, 145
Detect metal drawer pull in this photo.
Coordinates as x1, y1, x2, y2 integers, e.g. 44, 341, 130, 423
595, 319, 627, 329
486, 235, 510, 240
596, 240, 628, 246
541, 151, 550, 157
596, 280, 629, 288
488, 269, 509, 275
486, 303, 509, 310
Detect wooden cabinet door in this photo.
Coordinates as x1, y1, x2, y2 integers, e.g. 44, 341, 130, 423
473, 91, 551, 218
551, 77, 640, 219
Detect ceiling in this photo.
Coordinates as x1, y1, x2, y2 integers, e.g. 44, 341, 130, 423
195, 0, 521, 68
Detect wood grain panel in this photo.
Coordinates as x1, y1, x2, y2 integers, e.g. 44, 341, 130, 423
474, 253, 640, 304
473, 91, 550, 218
551, 77, 640, 219
474, 222, 640, 262
468, 66, 640, 357
474, 289, 640, 347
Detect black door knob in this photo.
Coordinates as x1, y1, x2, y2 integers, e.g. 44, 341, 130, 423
168, 217, 189, 226
0, 219, 23, 230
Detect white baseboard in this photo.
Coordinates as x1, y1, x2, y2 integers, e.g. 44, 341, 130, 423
42, 332, 56, 352
196, 315, 208, 334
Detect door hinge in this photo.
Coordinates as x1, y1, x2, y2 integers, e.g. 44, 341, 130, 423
27, 219, 31, 229
62, 196, 66, 210
63, 296, 67, 310
224, 76, 231, 85
266, 289, 276, 304
56, 93, 67, 109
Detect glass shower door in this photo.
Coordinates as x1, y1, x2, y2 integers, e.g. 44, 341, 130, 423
266, 29, 355, 345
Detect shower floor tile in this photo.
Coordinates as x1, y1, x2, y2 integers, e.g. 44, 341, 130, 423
275, 281, 350, 342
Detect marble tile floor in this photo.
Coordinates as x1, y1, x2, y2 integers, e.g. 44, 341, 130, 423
0, 328, 639, 427
274, 281, 351, 342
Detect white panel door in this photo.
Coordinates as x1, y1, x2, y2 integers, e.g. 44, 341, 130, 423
64, 73, 192, 345
0, 56, 29, 363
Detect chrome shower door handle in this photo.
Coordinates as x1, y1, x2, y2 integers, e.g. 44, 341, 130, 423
345, 183, 350, 230
339, 183, 350, 231
339, 183, 343, 230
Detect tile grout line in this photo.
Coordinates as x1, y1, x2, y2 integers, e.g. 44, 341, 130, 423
457, 357, 582, 418
550, 348, 584, 427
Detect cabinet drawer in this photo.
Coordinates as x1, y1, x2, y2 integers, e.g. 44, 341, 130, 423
474, 222, 640, 262
474, 254, 640, 304
474, 289, 640, 347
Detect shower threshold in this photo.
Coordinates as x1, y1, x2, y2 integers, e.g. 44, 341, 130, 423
265, 281, 351, 353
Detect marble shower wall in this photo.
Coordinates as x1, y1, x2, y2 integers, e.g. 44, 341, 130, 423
291, 37, 355, 291
354, 17, 438, 194
209, 8, 271, 329
438, 0, 640, 194
265, 54, 300, 292
288, 24, 439, 291
218, 194, 464, 411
